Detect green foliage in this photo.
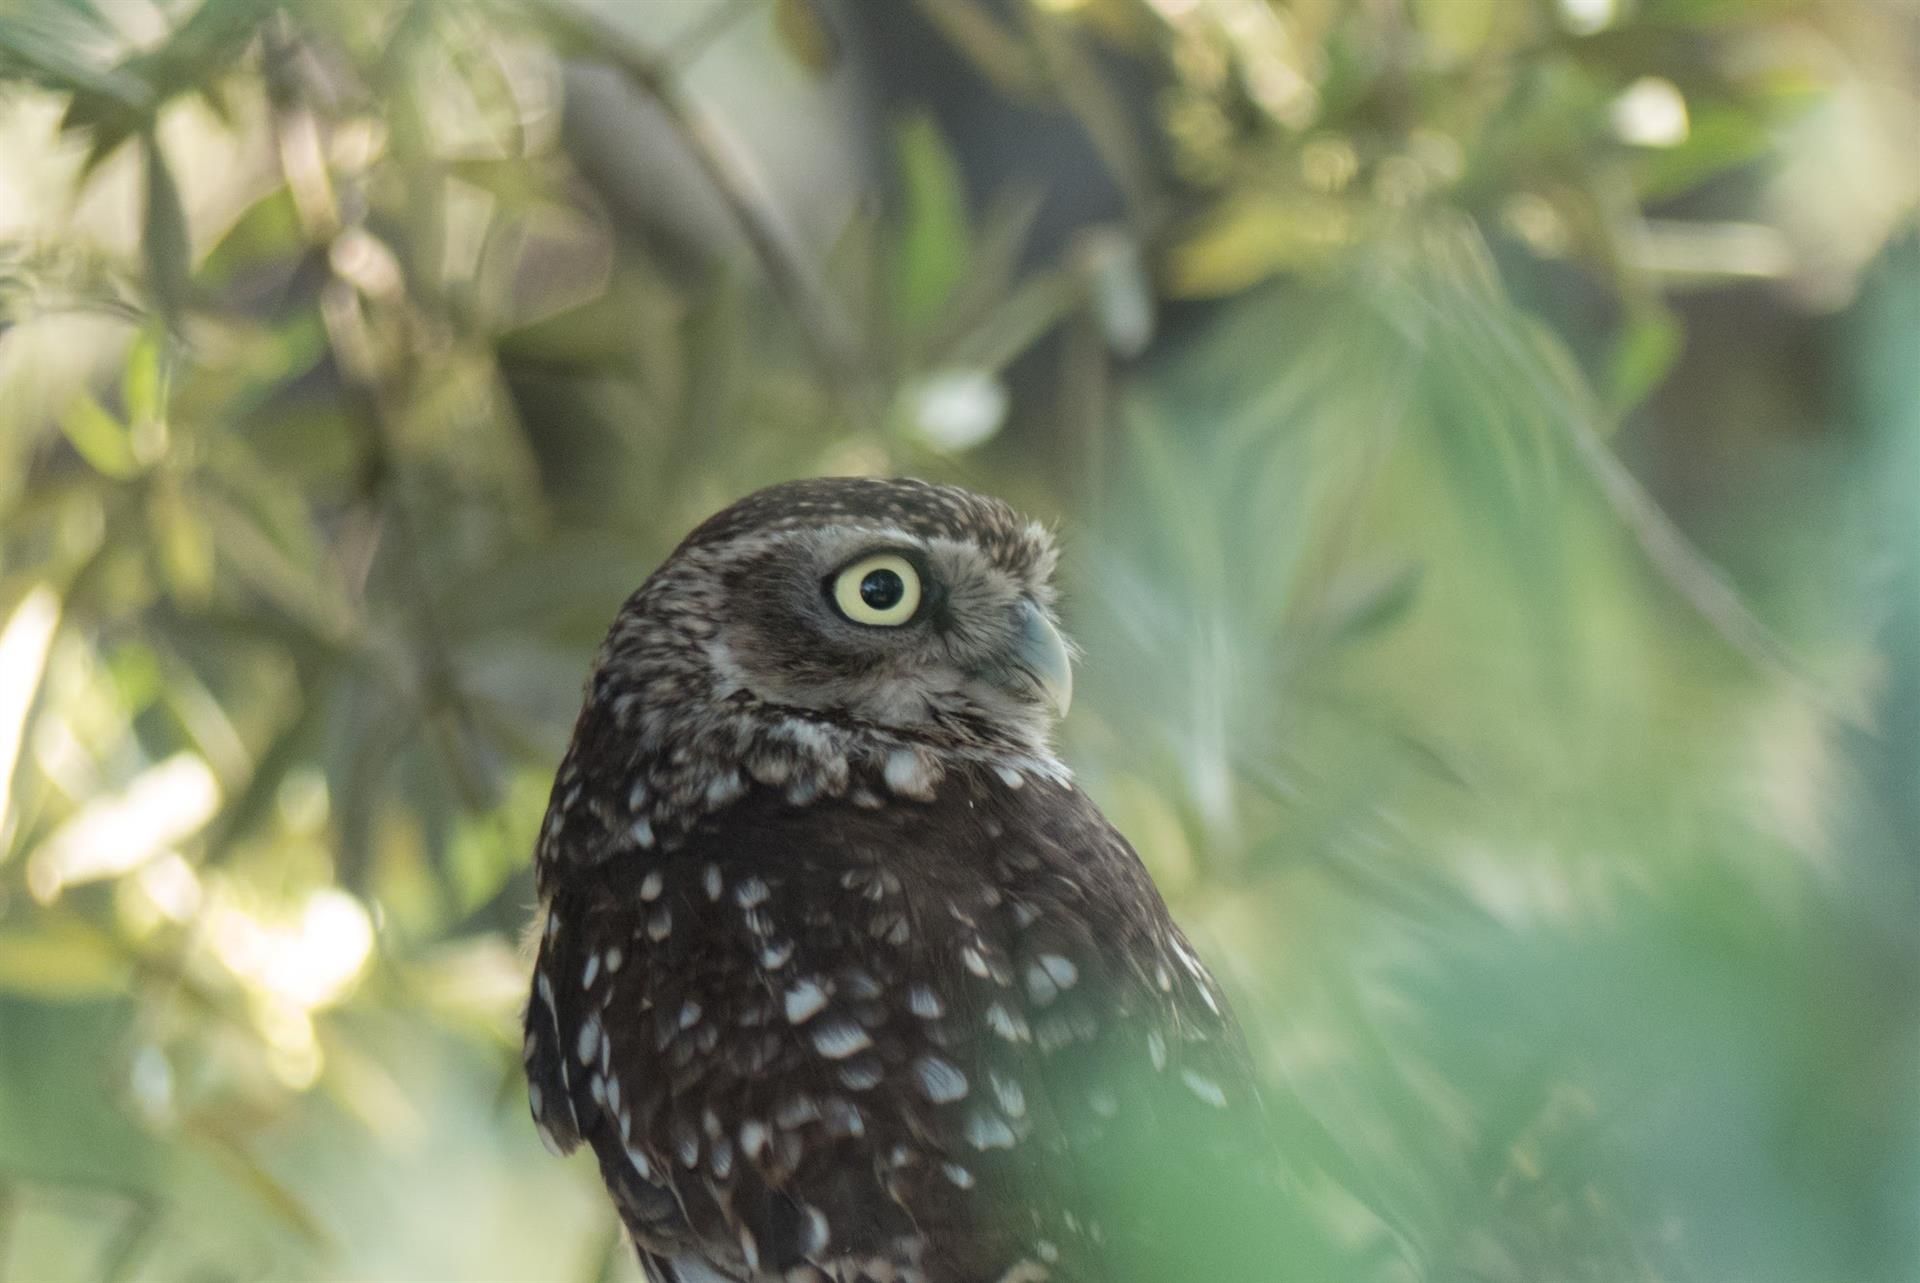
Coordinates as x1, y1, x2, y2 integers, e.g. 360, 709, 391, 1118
0, 0, 1916, 1280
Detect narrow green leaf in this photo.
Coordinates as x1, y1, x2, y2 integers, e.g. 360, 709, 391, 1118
181, 1116, 334, 1250
447, 157, 548, 207
142, 130, 192, 321
149, 480, 215, 603
0, 917, 130, 998
1606, 309, 1683, 413
122, 326, 164, 425
58, 392, 141, 479
1315, 563, 1425, 648
0, 14, 150, 107
198, 185, 302, 289
772, 0, 840, 75
942, 268, 1081, 372
891, 114, 971, 332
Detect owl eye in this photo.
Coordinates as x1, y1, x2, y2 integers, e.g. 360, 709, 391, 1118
830, 554, 923, 627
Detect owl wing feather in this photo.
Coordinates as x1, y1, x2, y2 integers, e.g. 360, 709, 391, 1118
524, 769, 1282, 1283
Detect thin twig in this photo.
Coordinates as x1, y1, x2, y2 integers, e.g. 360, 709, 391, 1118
1562, 406, 1838, 695
660, 0, 758, 72
532, 0, 864, 393
1504, 323, 1858, 722
263, 18, 498, 808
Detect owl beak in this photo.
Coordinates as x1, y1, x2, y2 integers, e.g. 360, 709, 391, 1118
1008, 597, 1074, 719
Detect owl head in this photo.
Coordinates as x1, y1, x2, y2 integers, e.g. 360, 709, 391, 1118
547, 478, 1076, 867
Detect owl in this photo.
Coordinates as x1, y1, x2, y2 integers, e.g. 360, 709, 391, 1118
523, 478, 1284, 1283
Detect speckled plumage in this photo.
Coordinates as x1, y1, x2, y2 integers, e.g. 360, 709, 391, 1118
523, 478, 1281, 1283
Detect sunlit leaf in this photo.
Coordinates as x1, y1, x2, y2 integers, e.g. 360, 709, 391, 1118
1410, 0, 1502, 59
122, 325, 165, 426
198, 185, 304, 289
58, 392, 141, 480
1634, 100, 1777, 200
0, 917, 130, 998
0, 13, 150, 108
1165, 192, 1358, 298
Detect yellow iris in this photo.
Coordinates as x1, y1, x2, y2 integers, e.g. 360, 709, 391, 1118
832, 554, 922, 626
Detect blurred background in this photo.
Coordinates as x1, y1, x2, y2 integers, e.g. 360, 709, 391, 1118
1, 0, 1917, 1279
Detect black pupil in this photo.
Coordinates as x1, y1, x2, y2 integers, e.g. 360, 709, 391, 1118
860, 568, 905, 612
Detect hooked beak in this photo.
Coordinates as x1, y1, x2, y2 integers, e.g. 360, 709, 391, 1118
1006, 597, 1073, 719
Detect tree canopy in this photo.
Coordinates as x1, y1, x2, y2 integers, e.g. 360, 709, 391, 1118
0, 1, 1917, 1280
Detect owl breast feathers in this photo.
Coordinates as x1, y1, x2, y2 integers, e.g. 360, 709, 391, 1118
522, 478, 1285, 1283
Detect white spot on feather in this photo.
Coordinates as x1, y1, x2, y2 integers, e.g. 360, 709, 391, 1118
965, 1110, 1017, 1150
576, 1016, 601, 1065
1038, 954, 1078, 989
811, 1018, 873, 1059
914, 1055, 969, 1103
1181, 1068, 1229, 1108
705, 770, 745, 809
802, 1207, 831, 1255
639, 870, 663, 901
784, 979, 828, 1024
838, 1058, 884, 1091
985, 1002, 1030, 1042
739, 1227, 761, 1274
989, 1070, 1026, 1117
884, 748, 939, 800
